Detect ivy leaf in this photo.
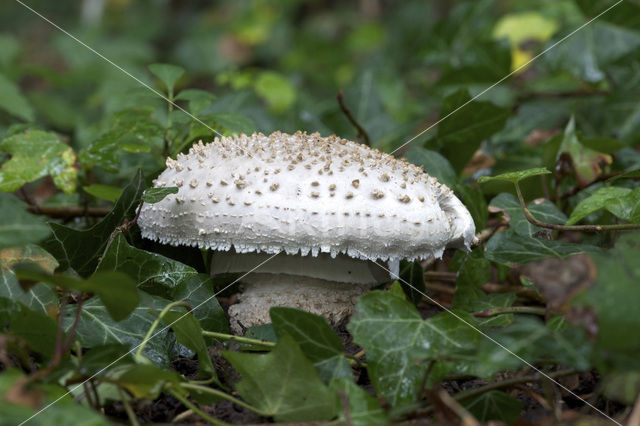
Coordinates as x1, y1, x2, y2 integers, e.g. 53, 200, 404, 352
97, 233, 196, 296
429, 89, 509, 174
0, 130, 77, 193
81, 108, 163, 173
84, 184, 122, 202
270, 307, 351, 383
460, 390, 522, 424
473, 316, 591, 378
171, 274, 229, 337
41, 170, 144, 277
478, 167, 550, 185
149, 63, 185, 96
331, 378, 389, 425
573, 234, 640, 355
348, 291, 480, 406
485, 230, 598, 266
557, 117, 612, 185
0, 193, 50, 250
0, 72, 34, 121
10, 303, 59, 358
0, 246, 58, 313
566, 186, 631, 225
63, 293, 177, 367
15, 267, 139, 322
223, 334, 339, 422
398, 260, 426, 305
117, 364, 182, 399
489, 193, 567, 235
404, 146, 458, 188
142, 187, 179, 204
162, 309, 218, 380
0, 370, 111, 425
605, 187, 640, 223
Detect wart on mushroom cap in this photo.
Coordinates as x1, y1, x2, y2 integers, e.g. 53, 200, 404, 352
139, 131, 476, 333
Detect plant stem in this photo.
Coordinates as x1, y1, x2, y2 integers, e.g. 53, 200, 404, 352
117, 387, 140, 426
136, 301, 192, 357
337, 90, 371, 146
473, 306, 547, 317
168, 388, 228, 426
514, 183, 640, 232
180, 383, 270, 417
452, 369, 576, 402
202, 330, 275, 349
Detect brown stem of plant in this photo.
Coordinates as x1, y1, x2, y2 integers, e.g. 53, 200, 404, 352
337, 90, 371, 146
514, 182, 640, 232
473, 305, 546, 318
415, 369, 577, 417
27, 205, 111, 218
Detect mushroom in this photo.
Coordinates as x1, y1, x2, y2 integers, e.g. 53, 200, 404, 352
139, 131, 475, 333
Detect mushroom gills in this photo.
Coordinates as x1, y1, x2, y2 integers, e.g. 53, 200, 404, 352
211, 250, 393, 284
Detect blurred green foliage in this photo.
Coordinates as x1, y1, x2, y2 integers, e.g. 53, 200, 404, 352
0, 0, 640, 424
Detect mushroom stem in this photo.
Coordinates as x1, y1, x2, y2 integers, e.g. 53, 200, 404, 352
227, 273, 370, 334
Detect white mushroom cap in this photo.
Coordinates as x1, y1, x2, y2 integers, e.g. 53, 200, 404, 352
138, 131, 475, 264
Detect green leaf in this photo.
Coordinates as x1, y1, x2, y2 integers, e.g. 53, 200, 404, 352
254, 71, 296, 113
478, 167, 550, 184
15, 267, 139, 322
0, 193, 50, 250
574, 233, 640, 354
162, 309, 217, 379
576, 0, 640, 31
566, 186, 631, 225
10, 303, 59, 358
331, 378, 389, 425
84, 184, 122, 202
606, 187, 640, 223
223, 334, 339, 422
348, 291, 480, 406
0, 369, 111, 425
171, 274, 229, 337
41, 170, 144, 277
460, 390, 522, 424
489, 193, 567, 235
142, 186, 179, 204
212, 112, 257, 135
0, 130, 77, 193
97, 233, 196, 296
452, 247, 491, 287
64, 293, 177, 367
398, 260, 426, 305
149, 63, 185, 96
485, 230, 598, 266
175, 88, 215, 115
270, 307, 351, 383
473, 316, 591, 378
430, 89, 509, 174
601, 371, 640, 405
404, 146, 458, 188
557, 117, 612, 185
117, 364, 182, 399
81, 108, 163, 173
0, 72, 34, 121
0, 246, 58, 313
